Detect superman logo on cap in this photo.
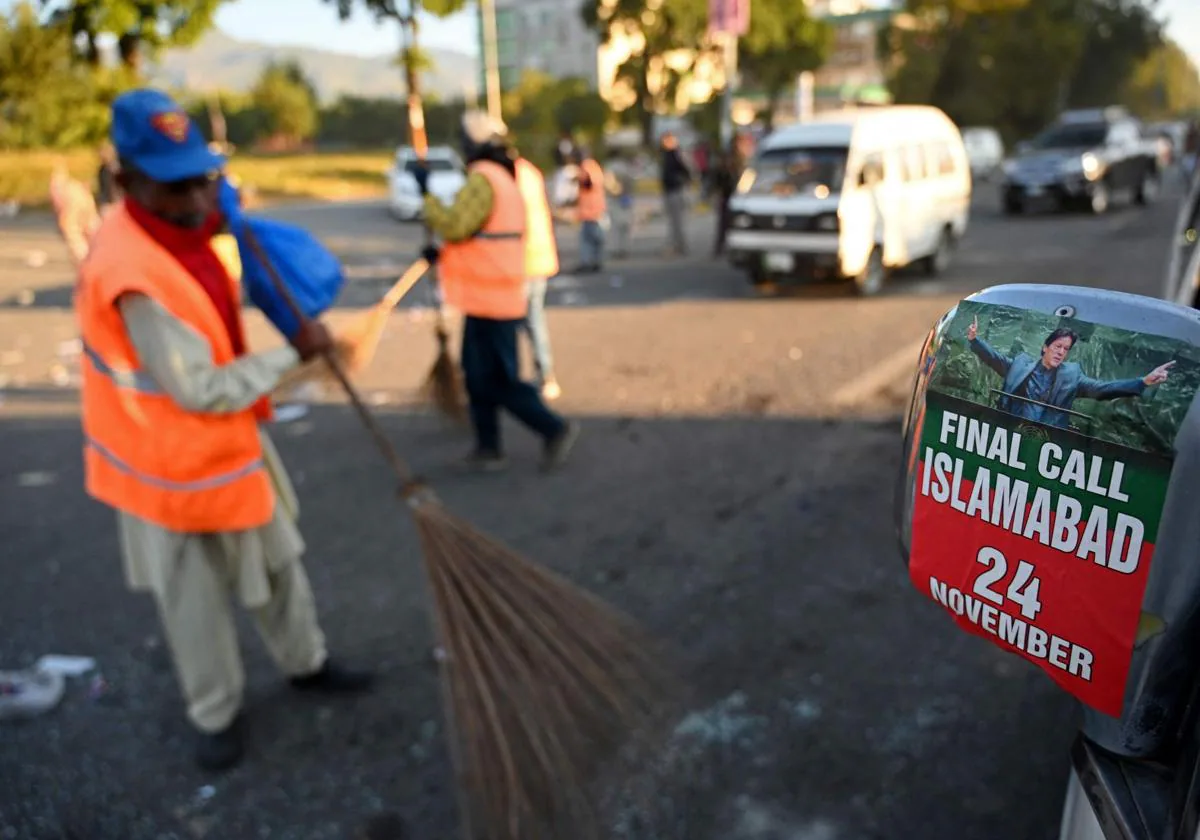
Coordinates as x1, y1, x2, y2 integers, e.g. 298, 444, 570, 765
150, 111, 190, 143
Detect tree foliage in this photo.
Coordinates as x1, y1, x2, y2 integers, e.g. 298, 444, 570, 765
500, 70, 609, 162
883, 0, 1170, 142
0, 2, 135, 149
37, 0, 229, 68
579, 0, 709, 145
738, 0, 833, 130
250, 61, 319, 145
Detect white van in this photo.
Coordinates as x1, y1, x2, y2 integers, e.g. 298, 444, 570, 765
726, 106, 972, 296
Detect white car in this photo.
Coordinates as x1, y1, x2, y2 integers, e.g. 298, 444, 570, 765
388, 145, 466, 221
961, 126, 1005, 181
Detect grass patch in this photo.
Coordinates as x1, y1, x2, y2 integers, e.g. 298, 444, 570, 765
0, 147, 668, 209
0, 149, 393, 208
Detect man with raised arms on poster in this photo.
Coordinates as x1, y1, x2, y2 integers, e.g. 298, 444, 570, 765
965, 316, 1175, 429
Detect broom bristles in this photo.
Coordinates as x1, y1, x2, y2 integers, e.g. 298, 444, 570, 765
410, 497, 675, 840
423, 336, 469, 421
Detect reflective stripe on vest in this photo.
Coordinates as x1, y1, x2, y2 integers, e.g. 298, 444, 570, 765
86, 436, 264, 492
76, 203, 274, 533
438, 160, 529, 320
82, 340, 163, 394
515, 158, 560, 279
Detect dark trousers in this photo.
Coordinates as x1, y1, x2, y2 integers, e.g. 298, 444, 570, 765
461, 315, 565, 454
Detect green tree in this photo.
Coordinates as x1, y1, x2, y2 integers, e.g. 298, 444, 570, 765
0, 2, 124, 149
37, 0, 229, 69
1123, 39, 1200, 119
251, 61, 319, 144
738, 0, 833, 130
883, 0, 1160, 142
499, 70, 608, 165
580, 0, 708, 146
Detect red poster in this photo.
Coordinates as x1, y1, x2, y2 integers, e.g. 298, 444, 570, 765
907, 300, 1196, 716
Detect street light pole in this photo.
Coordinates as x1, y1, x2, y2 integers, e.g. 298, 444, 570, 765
479, 0, 503, 121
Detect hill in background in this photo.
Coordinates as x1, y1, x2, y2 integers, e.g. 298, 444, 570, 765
149, 29, 479, 103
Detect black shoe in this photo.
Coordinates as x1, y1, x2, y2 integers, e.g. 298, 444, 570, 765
289, 660, 375, 694
541, 421, 580, 472
195, 715, 244, 772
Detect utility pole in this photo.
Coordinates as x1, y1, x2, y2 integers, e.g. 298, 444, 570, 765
479, 0, 503, 121
720, 30, 740, 149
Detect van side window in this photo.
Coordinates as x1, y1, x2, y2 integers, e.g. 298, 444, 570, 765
927, 141, 957, 176
901, 145, 927, 181
859, 152, 885, 185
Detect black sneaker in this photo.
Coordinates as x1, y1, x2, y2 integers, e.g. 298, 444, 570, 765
541, 421, 580, 472
463, 450, 508, 473
196, 715, 245, 772
289, 660, 375, 694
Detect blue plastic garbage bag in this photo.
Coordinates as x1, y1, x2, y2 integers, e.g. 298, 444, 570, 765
218, 176, 346, 340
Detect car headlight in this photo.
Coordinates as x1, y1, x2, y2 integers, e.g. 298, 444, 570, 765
732, 213, 752, 229
1061, 153, 1101, 180
814, 213, 839, 232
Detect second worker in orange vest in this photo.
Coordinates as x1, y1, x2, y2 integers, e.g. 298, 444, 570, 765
413, 111, 580, 472
571, 148, 607, 273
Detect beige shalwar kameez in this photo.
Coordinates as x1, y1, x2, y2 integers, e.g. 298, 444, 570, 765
114, 293, 328, 734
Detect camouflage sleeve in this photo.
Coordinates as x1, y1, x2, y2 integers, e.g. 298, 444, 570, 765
423, 171, 494, 243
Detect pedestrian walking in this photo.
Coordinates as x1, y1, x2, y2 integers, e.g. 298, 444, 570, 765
514, 152, 563, 401
75, 89, 374, 773
412, 110, 579, 472
573, 148, 607, 273
659, 131, 692, 256
605, 149, 637, 259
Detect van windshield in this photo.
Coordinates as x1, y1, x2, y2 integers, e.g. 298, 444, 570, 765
743, 146, 848, 197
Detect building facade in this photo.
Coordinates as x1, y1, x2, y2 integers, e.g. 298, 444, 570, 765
477, 0, 601, 93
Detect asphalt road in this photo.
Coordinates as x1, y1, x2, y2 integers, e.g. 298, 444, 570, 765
0, 176, 1186, 840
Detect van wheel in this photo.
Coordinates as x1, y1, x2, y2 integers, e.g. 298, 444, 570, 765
853, 248, 886, 297
923, 228, 954, 276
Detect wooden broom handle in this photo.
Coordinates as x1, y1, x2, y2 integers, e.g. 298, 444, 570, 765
240, 227, 423, 493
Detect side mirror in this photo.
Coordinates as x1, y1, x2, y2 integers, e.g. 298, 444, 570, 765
896, 284, 1200, 760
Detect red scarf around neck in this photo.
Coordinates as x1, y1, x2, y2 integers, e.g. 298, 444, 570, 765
125, 198, 246, 356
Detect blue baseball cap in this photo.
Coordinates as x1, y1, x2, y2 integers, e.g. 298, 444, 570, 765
110, 88, 225, 183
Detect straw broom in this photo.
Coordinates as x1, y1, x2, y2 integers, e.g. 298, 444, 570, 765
274, 258, 430, 396
241, 229, 672, 840
400, 13, 468, 422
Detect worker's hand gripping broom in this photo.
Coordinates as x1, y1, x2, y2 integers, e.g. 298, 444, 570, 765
402, 16, 468, 423
240, 228, 672, 840
274, 258, 430, 395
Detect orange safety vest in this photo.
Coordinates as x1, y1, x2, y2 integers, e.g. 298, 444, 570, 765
576, 158, 607, 222
75, 203, 274, 533
515, 157, 559, 279
439, 160, 528, 320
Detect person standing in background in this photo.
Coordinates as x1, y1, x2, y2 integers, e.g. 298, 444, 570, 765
514, 151, 563, 401
659, 132, 692, 257
712, 132, 753, 258
605, 149, 637, 260
573, 148, 607, 274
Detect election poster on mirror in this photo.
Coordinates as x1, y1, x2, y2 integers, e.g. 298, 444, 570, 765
909, 299, 1200, 716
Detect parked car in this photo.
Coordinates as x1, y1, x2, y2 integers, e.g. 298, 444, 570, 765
1001, 107, 1162, 215
388, 145, 466, 221
961, 126, 1005, 181
725, 105, 972, 296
